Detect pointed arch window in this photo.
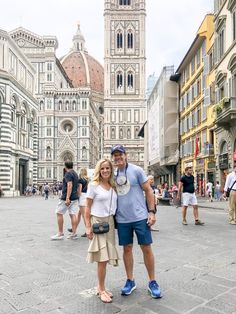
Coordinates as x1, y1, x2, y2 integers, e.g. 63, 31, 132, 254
39, 100, 44, 111
11, 96, 16, 123
58, 100, 62, 111
72, 100, 76, 111
220, 141, 227, 154
127, 31, 133, 49
117, 72, 123, 88
127, 72, 134, 88
65, 101, 70, 111
117, 32, 123, 49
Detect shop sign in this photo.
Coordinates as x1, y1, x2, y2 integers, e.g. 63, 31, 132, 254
185, 162, 193, 167
196, 158, 205, 171
208, 162, 216, 169
234, 151, 236, 161
219, 153, 228, 170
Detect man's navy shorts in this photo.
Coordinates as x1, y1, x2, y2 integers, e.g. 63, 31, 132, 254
117, 219, 153, 246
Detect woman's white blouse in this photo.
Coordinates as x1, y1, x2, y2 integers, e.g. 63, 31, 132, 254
86, 183, 117, 217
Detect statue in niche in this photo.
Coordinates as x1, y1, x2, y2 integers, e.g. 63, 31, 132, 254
46, 146, 51, 158
111, 128, 115, 139
82, 146, 87, 160
119, 127, 123, 139
127, 128, 131, 139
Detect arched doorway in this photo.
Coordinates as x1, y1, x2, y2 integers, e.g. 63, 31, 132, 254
58, 151, 74, 181
233, 138, 236, 165
219, 141, 229, 189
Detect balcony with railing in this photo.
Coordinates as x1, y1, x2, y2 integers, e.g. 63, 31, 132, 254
200, 143, 215, 157
215, 97, 236, 128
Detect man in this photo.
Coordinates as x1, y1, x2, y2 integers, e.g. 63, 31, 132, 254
51, 161, 79, 240
44, 183, 49, 200
206, 180, 213, 202
111, 144, 161, 299
177, 166, 204, 226
147, 175, 159, 232
224, 164, 236, 224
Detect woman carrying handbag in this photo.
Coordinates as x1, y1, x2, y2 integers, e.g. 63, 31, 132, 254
85, 159, 119, 303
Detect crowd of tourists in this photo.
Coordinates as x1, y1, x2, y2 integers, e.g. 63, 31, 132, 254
24, 182, 63, 198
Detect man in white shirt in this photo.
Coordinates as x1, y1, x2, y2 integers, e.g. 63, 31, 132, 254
206, 180, 213, 202
224, 164, 236, 224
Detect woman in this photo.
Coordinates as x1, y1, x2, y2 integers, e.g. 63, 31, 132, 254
67, 168, 89, 236
215, 181, 221, 201
78, 168, 89, 236
85, 159, 119, 303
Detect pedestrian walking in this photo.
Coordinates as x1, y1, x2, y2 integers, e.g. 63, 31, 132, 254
58, 182, 63, 198
51, 161, 79, 240
223, 164, 236, 224
214, 181, 222, 201
177, 166, 204, 226
111, 144, 161, 299
68, 168, 89, 237
206, 180, 213, 202
44, 183, 49, 200
85, 159, 119, 303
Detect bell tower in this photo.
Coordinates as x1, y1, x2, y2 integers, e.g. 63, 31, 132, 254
104, 0, 146, 166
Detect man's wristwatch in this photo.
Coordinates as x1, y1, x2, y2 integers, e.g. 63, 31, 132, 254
148, 209, 157, 214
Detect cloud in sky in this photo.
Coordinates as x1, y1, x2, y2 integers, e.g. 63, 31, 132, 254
0, 0, 213, 77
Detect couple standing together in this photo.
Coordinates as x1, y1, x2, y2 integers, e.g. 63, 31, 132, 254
85, 144, 161, 303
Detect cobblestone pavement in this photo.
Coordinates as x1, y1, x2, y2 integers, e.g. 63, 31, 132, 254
0, 196, 236, 314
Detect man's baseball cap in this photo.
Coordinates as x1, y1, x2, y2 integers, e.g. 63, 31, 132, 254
111, 144, 126, 155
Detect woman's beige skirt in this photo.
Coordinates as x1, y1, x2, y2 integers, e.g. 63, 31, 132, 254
87, 215, 119, 266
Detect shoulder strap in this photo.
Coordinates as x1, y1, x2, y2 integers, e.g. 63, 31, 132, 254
106, 189, 114, 224
229, 179, 236, 191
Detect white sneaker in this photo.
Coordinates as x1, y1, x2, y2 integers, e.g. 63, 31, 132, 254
67, 234, 79, 240
51, 233, 64, 240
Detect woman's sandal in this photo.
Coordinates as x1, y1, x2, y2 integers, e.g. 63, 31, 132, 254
98, 291, 112, 303
105, 290, 113, 298
97, 288, 113, 298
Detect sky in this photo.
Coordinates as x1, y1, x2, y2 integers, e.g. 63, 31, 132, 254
0, 0, 213, 78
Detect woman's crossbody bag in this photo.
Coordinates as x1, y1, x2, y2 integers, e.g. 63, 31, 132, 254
92, 189, 113, 234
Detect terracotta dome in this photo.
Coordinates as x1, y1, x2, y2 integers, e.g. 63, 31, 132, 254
61, 24, 104, 93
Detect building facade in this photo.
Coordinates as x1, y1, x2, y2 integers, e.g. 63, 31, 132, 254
146, 66, 179, 185
0, 30, 38, 196
214, 0, 236, 187
104, 0, 146, 166
10, 26, 104, 183
178, 14, 215, 195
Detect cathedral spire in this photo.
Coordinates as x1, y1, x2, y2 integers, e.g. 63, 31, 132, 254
72, 22, 86, 52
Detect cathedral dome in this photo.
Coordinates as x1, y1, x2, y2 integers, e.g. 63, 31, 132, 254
61, 24, 104, 93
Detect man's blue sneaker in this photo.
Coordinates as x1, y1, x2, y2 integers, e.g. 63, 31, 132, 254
148, 280, 162, 298
121, 279, 136, 295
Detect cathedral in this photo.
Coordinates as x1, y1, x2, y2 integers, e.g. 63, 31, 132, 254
0, 24, 104, 196
0, 0, 146, 196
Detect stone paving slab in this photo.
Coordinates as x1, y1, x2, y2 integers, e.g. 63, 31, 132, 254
205, 293, 236, 313
1, 196, 236, 313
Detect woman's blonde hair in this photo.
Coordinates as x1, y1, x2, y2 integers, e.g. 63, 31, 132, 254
92, 159, 116, 190
79, 168, 89, 181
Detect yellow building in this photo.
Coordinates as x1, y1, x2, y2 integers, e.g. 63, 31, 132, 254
177, 14, 216, 196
